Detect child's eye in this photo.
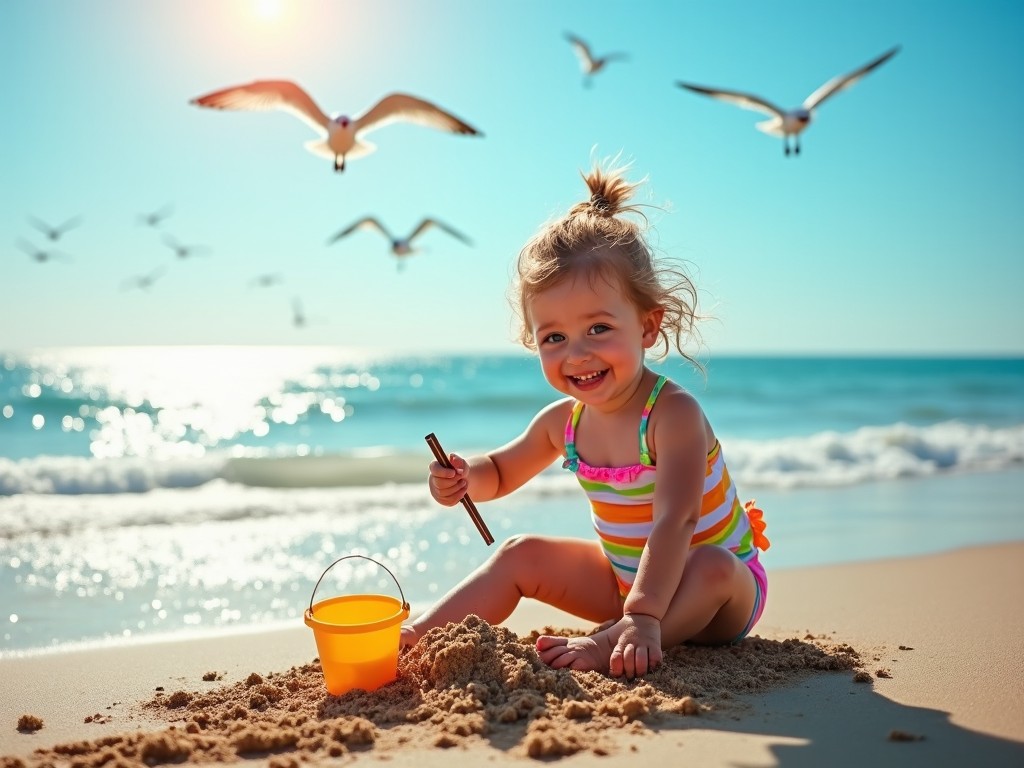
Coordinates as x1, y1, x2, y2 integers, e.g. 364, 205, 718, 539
542, 332, 565, 344
589, 324, 611, 335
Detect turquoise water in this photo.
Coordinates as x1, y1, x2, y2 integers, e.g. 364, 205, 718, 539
1, 347, 1022, 654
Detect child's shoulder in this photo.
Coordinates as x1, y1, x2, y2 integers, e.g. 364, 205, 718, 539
653, 378, 706, 424
649, 378, 713, 455
536, 396, 575, 423
529, 397, 575, 440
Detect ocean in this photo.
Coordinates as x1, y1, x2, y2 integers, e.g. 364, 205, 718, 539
1, 347, 1022, 656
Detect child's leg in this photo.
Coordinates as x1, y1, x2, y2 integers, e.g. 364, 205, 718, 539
537, 545, 757, 675
401, 535, 621, 649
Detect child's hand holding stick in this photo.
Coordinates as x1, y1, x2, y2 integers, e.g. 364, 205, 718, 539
424, 432, 494, 546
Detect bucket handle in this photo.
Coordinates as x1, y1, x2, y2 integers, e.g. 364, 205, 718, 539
308, 554, 410, 615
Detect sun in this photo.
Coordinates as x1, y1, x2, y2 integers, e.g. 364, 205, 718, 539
254, 0, 282, 20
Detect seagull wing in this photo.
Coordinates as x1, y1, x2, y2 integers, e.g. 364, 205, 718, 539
56, 215, 83, 235
139, 204, 174, 226
15, 238, 39, 256
354, 93, 481, 137
409, 219, 472, 245
327, 217, 393, 245
27, 216, 55, 237
190, 80, 330, 135
802, 46, 900, 110
564, 33, 596, 69
677, 82, 787, 119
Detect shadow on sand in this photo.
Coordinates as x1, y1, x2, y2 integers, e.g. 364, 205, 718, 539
647, 670, 1024, 767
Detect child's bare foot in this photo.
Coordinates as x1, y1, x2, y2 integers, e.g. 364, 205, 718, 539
536, 623, 621, 673
399, 625, 418, 651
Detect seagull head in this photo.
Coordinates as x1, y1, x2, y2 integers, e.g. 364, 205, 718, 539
332, 115, 352, 128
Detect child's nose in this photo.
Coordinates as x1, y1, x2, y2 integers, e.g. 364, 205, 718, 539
566, 337, 592, 364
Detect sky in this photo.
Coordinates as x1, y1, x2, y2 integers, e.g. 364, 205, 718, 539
1, 0, 1022, 356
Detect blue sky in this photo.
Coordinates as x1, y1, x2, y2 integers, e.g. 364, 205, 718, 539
2, 0, 1022, 355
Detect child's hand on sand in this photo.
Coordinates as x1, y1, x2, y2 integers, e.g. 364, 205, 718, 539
610, 613, 663, 678
536, 614, 662, 679
399, 624, 418, 651
428, 453, 469, 506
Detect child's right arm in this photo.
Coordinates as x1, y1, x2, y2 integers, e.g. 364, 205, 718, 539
428, 399, 569, 505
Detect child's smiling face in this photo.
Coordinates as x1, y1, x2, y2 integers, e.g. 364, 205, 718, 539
528, 268, 662, 409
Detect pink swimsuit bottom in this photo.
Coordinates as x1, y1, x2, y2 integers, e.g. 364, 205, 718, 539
731, 553, 768, 644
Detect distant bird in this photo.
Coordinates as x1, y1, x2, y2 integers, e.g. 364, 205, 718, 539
190, 81, 483, 172
121, 267, 166, 291
17, 239, 71, 263
28, 215, 82, 241
162, 234, 209, 259
138, 204, 174, 227
291, 297, 307, 328
565, 33, 628, 87
677, 46, 900, 156
248, 272, 284, 288
328, 217, 471, 269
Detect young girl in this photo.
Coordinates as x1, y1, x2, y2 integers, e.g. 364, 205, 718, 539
400, 162, 769, 679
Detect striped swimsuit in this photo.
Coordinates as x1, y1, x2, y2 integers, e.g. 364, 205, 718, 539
563, 375, 770, 641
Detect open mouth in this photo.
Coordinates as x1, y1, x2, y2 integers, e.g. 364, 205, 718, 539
568, 370, 608, 388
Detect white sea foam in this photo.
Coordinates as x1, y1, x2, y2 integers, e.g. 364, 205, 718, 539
0, 478, 435, 537
723, 421, 1024, 489
0, 454, 225, 495
0, 421, 1020, 502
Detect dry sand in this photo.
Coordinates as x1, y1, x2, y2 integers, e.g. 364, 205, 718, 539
2, 542, 1023, 767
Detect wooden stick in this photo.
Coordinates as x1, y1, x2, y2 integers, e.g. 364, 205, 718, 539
424, 432, 494, 546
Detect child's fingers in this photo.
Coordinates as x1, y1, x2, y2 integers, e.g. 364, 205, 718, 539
428, 460, 459, 479
434, 477, 465, 495
427, 454, 468, 507
428, 471, 467, 506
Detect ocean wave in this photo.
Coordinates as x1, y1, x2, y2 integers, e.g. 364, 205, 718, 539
0, 455, 223, 495
0, 421, 1020, 500
723, 420, 1024, 488
0, 479, 435, 537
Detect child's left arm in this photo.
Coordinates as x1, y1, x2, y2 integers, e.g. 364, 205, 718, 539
614, 390, 708, 677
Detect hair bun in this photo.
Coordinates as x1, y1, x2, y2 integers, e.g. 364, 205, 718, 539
589, 192, 612, 215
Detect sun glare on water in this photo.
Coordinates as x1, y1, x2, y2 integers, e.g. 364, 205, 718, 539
254, 0, 282, 20
26, 346, 377, 460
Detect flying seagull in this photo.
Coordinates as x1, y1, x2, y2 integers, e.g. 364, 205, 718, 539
17, 239, 72, 263
565, 33, 628, 87
291, 297, 307, 328
138, 204, 174, 227
248, 272, 284, 288
190, 81, 483, 171
327, 217, 471, 269
677, 46, 900, 156
121, 267, 166, 291
162, 234, 209, 259
28, 215, 82, 241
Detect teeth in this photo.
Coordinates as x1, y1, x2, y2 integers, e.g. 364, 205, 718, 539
573, 371, 603, 382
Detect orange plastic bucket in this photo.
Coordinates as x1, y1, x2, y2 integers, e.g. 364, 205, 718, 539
303, 555, 410, 696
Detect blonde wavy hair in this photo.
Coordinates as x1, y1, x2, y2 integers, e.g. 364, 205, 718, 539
511, 161, 702, 367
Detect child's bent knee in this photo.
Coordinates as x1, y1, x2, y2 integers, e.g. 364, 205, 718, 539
687, 546, 741, 589
495, 534, 547, 563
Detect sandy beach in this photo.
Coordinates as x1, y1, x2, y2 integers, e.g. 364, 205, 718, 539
2, 541, 1022, 767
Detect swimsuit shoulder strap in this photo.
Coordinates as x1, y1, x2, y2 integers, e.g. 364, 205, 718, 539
563, 399, 585, 470
639, 375, 668, 466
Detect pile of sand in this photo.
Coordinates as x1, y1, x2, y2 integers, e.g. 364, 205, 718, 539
10, 615, 861, 765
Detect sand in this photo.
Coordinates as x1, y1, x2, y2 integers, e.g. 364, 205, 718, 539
2, 542, 1023, 767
